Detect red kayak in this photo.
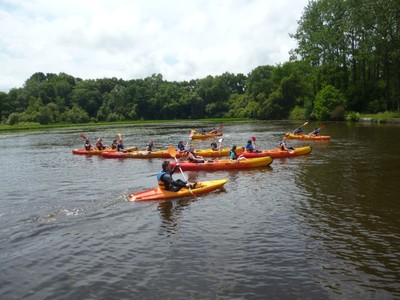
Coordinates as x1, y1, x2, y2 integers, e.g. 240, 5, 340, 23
237, 146, 312, 158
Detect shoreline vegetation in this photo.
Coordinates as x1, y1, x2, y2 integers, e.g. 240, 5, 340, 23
0, 115, 398, 133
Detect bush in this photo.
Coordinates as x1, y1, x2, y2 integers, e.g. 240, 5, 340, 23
346, 111, 361, 121
289, 106, 308, 120
313, 85, 346, 120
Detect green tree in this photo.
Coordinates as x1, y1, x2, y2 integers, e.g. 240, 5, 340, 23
313, 85, 346, 120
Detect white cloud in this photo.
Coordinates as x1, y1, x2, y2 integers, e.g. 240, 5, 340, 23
0, 0, 308, 92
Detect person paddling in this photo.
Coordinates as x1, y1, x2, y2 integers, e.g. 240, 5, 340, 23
309, 127, 321, 136
157, 161, 196, 192
95, 137, 109, 150
185, 146, 205, 163
279, 137, 295, 151
145, 140, 154, 152
177, 140, 186, 152
245, 139, 261, 153
84, 139, 93, 151
229, 145, 245, 161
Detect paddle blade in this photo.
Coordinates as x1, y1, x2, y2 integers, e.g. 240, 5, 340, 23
117, 132, 122, 140
218, 138, 223, 143
301, 121, 309, 128
167, 145, 177, 158
80, 134, 87, 140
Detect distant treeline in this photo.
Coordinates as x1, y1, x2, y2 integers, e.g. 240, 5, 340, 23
0, 0, 398, 125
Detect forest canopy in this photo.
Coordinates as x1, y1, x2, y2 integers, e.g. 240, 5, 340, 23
1, 0, 398, 125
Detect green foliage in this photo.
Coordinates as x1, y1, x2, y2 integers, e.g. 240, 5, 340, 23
313, 85, 346, 120
362, 111, 400, 120
289, 106, 308, 120
346, 111, 361, 122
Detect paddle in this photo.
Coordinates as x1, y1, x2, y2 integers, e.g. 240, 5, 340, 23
209, 124, 224, 134
186, 131, 195, 148
292, 121, 308, 134
218, 138, 223, 152
167, 145, 195, 195
251, 136, 257, 149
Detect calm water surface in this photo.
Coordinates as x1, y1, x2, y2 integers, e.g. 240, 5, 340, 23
0, 121, 399, 299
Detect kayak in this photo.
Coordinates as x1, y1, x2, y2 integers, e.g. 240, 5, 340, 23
101, 147, 245, 159
169, 157, 273, 171
194, 146, 245, 158
72, 147, 137, 155
237, 146, 312, 158
101, 149, 172, 158
191, 132, 223, 139
127, 179, 229, 201
285, 133, 331, 141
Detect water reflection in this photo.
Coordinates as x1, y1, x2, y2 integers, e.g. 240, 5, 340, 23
294, 128, 400, 297
157, 199, 193, 236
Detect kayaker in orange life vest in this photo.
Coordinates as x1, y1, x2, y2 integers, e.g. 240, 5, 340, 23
157, 161, 196, 191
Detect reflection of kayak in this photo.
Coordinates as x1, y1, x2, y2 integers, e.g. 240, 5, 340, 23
101, 147, 245, 159
72, 147, 137, 155
237, 146, 312, 158
128, 179, 229, 201
170, 157, 272, 171
191, 133, 223, 139
285, 133, 331, 140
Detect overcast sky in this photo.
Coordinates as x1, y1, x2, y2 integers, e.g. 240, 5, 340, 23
0, 0, 309, 92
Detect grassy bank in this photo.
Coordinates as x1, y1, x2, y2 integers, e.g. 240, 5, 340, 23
359, 111, 400, 123
0, 118, 249, 133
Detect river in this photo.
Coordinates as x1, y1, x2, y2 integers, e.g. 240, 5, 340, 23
0, 121, 399, 299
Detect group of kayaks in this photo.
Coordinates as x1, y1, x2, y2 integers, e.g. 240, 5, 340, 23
73, 124, 330, 201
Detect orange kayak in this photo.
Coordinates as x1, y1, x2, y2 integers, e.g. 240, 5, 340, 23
285, 133, 331, 140
72, 147, 137, 155
128, 179, 229, 201
237, 146, 312, 158
169, 157, 272, 171
101, 147, 245, 159
191, 132, 223, 139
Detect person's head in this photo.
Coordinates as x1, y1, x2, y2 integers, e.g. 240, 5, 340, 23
282, 137, 287, 142
97, 138, 102, 142
162, 161, 171, 171
247, 140, 252, 144
178, 140, 183, 144
113, 139, 117, 143
232, 145, 237, 150
149, 140, 153, 145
